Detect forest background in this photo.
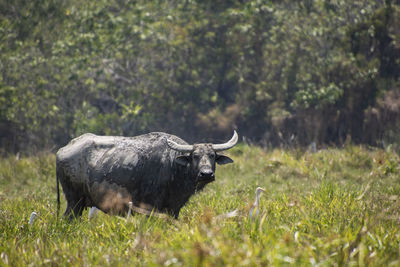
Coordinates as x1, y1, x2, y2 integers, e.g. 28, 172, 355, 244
1, 0, 400, 154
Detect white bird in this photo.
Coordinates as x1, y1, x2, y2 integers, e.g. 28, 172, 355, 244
214, 187, 266, 220
215, 208, 239, 219
248, 187, 266, 218
88, 207, 98, 219
310, 141, 317, 153
126, 201, 133, 219
29, 211, 37, 225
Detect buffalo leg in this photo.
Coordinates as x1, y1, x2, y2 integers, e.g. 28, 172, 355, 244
58, 171, 87, 219
70, 197, 86, 219
64, 194, 86, 220
173, 209, 180, 219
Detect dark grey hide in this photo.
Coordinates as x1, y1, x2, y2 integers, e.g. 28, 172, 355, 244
56, 131, 238, 219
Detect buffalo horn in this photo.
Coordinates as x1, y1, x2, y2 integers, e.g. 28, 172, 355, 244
167, 139, 193, 153
212, 131, 238, 152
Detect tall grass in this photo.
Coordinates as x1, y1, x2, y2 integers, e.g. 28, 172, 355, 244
1, 145, 399, 266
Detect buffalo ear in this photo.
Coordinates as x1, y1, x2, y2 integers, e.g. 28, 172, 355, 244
175, 155, 190, 166
216, 154, 234, 165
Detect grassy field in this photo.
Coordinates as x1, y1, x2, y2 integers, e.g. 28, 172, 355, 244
1, 144, 400, 266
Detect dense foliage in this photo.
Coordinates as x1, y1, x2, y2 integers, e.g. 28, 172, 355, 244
1, 0, 400, 153
1, 145, 400, 265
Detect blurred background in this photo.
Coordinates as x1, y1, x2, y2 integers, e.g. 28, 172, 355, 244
0, 0, 399, 154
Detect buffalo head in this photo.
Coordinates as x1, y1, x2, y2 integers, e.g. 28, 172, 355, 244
167, 131, 238, 184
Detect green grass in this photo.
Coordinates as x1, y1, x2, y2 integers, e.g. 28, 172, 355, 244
1, 145, 400, 266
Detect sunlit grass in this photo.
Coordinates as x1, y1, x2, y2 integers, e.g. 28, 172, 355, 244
1, 145, 400, 266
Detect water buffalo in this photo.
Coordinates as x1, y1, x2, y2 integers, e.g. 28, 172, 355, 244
56, 131, 238, 219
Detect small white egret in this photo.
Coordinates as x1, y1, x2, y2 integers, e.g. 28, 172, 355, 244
215, 186, 266, 220
215, 209, 239, 219
248, 187, 266, 218
88, 207, 98, 219
126, 201, 133, 219
310, 141, 317, 153
29, 211, 37, 225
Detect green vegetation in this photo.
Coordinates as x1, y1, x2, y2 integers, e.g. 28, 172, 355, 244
1, 0, 400, 153
1, 145, 400, 266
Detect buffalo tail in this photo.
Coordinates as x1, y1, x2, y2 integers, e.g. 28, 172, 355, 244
56, 169, 60, 218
